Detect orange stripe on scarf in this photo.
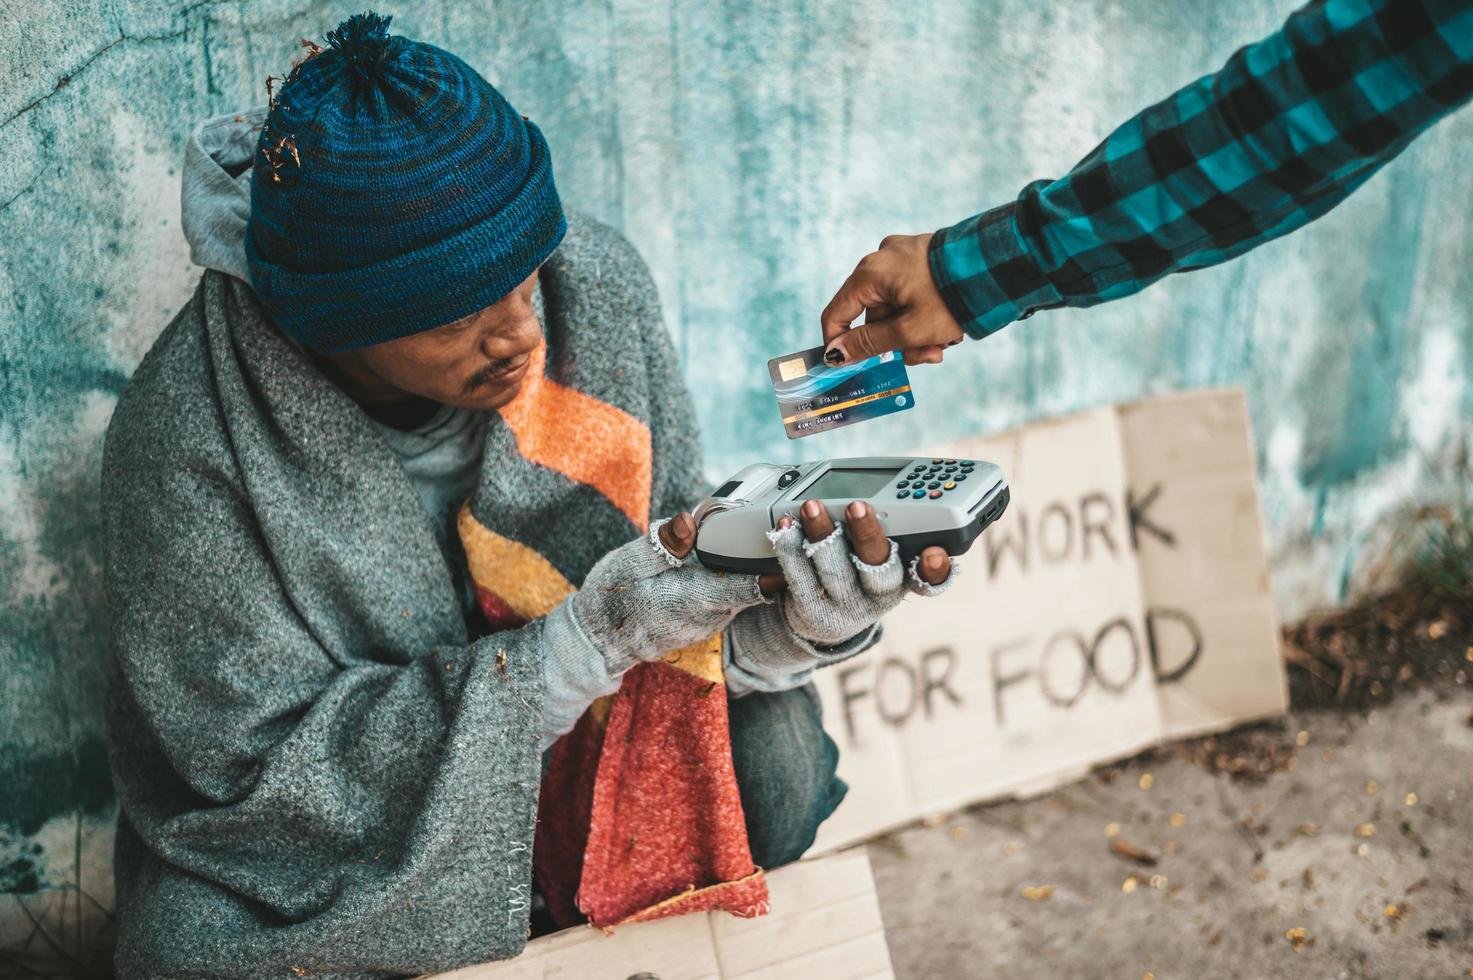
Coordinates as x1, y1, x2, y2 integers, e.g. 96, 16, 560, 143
497, 343, 653, 528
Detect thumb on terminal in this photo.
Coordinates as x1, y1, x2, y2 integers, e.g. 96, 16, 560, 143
658, 512, 697, 559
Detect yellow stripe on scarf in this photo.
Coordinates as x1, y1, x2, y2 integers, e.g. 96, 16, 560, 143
458, 504, 575, 621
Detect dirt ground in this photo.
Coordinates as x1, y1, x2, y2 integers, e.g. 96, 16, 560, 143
871, 592, 1473, 979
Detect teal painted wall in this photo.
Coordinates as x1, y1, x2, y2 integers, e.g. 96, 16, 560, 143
2, 0, 1470, 958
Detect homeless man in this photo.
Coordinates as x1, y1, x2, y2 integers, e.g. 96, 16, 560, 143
101, 14, 954, 980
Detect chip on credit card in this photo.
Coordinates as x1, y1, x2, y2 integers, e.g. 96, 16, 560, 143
766, 344, 914, 439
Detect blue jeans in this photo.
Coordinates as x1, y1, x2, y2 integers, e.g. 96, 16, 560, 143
727, 683, 848, 869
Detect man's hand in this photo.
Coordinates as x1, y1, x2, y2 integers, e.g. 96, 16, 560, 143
786, 499, 952, 586
820, 233, 965, 367
756, 499, 953, 599
759, 499, 954, 647
569, 513, 766, 671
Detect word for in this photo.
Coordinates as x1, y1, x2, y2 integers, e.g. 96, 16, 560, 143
831, 607, 1202, 745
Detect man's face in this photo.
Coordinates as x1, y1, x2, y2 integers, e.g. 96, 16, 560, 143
326, 270, 543, 411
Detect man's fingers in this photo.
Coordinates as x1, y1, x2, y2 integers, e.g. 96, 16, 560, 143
769, 514, 824, 602
757, 572, 786, 596
843, 501, 890, 566
798, 499, 835, 543
657, 511, 697, 559
823, 317, 905, 366
917, 545, 951, 585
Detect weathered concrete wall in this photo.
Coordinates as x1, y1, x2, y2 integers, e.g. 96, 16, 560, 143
2, 0, 1469, 961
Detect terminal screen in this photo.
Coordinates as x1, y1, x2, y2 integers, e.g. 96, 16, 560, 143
804, 465, 905, 500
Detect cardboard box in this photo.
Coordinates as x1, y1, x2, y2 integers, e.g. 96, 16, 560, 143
810, 388, 1287, 851
433, 849, 892, 980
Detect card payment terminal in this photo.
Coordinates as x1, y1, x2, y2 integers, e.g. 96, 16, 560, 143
693, 456, 1009, 575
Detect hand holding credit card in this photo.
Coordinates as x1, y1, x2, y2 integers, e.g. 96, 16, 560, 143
766, 344, 914, 439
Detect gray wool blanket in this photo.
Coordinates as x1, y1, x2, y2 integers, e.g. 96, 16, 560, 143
102, 215, 706, 978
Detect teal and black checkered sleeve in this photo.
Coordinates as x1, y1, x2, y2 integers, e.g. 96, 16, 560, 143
930, 0, 1473, 339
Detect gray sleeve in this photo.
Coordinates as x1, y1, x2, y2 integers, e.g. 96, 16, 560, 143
723, 599, 881, 697
539, 600, 622, 750
104, 437, 544, 976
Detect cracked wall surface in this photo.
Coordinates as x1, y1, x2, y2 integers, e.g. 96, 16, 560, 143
2, 0, 1470, 965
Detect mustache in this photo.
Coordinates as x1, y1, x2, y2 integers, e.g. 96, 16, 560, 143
461, 354, 526, 395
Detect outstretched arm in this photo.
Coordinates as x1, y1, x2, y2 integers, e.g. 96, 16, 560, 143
822, 0, 1473, 364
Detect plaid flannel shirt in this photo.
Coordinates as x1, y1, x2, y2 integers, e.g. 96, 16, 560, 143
930, 0, 1473, 338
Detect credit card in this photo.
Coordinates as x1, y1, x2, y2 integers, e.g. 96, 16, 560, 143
766, 345, 914, 439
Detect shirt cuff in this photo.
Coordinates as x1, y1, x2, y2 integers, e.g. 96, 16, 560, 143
724, 600, 881, 698
929, 198, 1060, 339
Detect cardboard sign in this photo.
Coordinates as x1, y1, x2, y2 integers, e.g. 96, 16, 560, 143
434, 849, 892, 980
810, 388, 1286, 852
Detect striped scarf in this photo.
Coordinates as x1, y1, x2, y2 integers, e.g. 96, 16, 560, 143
457, 218, 769, 928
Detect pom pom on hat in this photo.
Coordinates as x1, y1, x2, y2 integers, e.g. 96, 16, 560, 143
324, 11, 395, 82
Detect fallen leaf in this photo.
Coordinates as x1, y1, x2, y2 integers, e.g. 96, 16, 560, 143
1105, 822, 1121, 838
1139, 773, 1154, 790
1404, 792, 1419, 806
1297, 822, 1321, 836
1365, 780, 1379, 796
1285, 926, 1310, 951
1385, 903, 1406, 922
1295, 730, 1311, 746
1428, 620, 1448, 639
1355, 823, 1376, 838
1021, 885, 1054, 901
1121, 875, 1140, 893
1149, 874, 1168, 890
1111, 838, 1160, 866
1355, 843, 1370, 858
1170, 812, 1187, 828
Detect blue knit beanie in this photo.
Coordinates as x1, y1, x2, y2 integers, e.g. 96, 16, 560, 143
245, 12, 565, 353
